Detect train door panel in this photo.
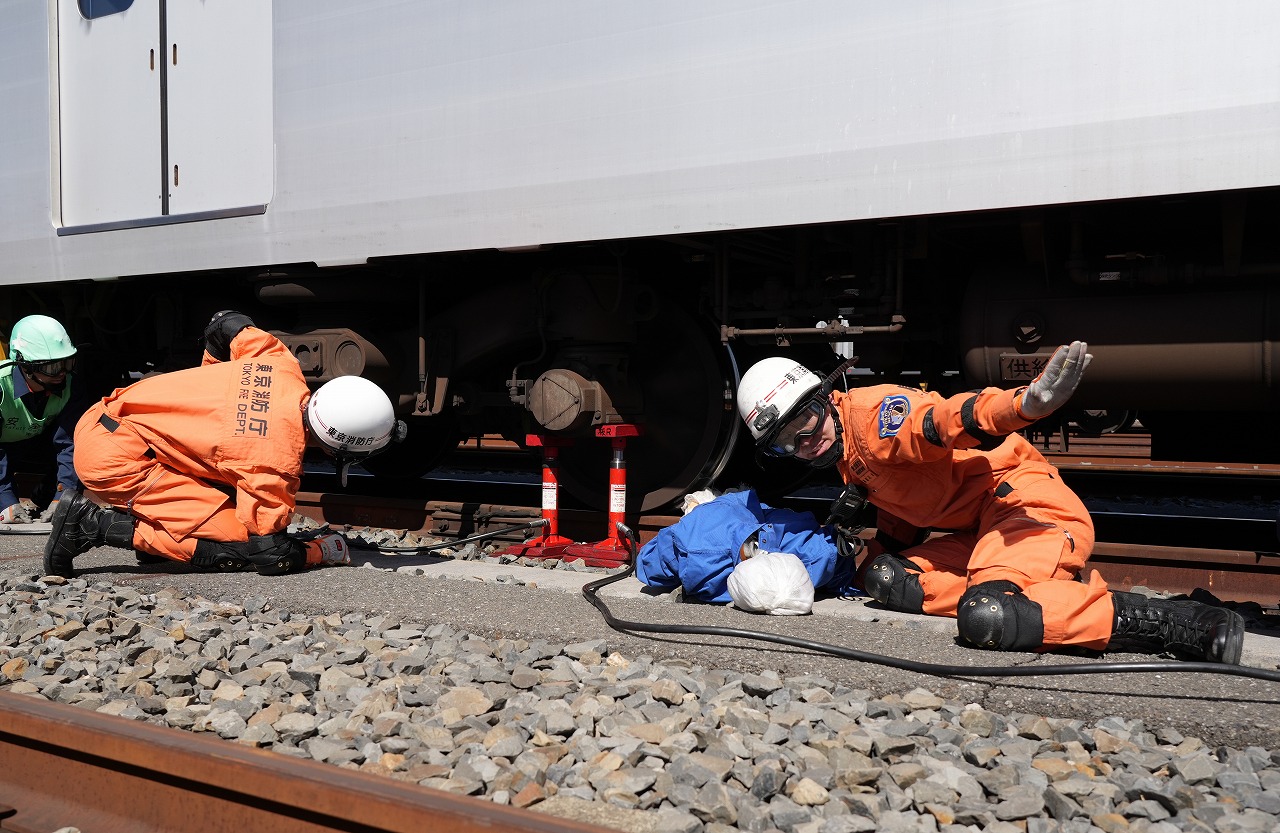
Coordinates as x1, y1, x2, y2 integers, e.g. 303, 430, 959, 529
56, 0, 273, 232
56, 0, 162, 228
165, 0, 273, 216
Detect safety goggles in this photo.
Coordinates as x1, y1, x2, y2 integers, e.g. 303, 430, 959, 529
764, 398, 828, 457
20, 356, 76, 378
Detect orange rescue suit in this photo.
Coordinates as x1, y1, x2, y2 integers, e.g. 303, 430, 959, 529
834, 385, 1113, 650
73, 327, 310, 563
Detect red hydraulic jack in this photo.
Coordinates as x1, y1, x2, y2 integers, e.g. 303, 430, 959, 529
561, 424, 640, 568
496, 435, 575, 559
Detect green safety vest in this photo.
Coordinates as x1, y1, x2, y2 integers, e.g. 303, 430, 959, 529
0, 364, 71, 443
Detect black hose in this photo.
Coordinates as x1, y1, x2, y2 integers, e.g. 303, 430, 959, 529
581, 524, 1280, 683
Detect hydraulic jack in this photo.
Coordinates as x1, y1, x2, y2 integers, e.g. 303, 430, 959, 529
561, 424, 639, 568
494, 435, 574, 559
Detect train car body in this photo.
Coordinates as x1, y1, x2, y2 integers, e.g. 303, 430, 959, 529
3, 0, 1279, 507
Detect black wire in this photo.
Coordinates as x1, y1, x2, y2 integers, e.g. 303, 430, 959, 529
582, 526, 1280, 684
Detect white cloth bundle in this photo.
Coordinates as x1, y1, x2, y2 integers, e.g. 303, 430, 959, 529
726, 550, 814, 615
680, 489, 720, 514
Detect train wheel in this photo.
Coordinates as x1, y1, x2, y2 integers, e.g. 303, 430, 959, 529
556, 311, 738, 512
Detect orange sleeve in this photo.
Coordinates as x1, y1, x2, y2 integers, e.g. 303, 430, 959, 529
910, 387, 1035, 452
202, 327, 289, 366
227, 465, 300, 536
851, 386, 1036, 465
228, 327, 293, 361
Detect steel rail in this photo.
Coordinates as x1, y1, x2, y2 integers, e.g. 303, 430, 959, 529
0, 691, 612, 833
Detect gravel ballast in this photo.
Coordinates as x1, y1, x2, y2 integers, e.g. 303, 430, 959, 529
4, 572, 1280, 833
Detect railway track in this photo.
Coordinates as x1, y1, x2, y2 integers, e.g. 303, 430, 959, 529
0, 692, 611, 833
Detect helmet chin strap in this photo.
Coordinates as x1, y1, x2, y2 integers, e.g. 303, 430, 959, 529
335, 456, 353, 488
820, 355, 860, 395
805, 355, 856, 469
332, 433, 401, 488
808, 406, 843, 469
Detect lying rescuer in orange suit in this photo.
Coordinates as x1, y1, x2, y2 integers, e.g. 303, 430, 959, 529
43, 311, 404, 578
736, 343, 1246, 664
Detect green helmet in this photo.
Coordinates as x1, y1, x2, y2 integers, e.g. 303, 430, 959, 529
9, 315, 77, 376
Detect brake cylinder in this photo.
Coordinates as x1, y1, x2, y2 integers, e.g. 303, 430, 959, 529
960, 273, 1280, 410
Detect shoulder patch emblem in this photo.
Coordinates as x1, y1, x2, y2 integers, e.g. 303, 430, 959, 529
877, 394, 911, 438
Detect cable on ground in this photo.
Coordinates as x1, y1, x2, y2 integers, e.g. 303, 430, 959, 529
581, 523, 1280, 684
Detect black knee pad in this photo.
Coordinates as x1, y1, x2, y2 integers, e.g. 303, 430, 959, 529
192, 539, 252, 572
957, 580, 1045, 651
865, 552, 925, 614
246, 532, 305, 575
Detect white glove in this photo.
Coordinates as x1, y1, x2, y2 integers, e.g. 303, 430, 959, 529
1020, 341, 1092, 420
680, 489, 720, 514
303, 533, 351, 567
38, 499, 60, 523
0, 503, 34, 524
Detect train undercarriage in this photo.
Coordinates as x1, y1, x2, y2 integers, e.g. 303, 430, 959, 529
14, 187, 1280, 512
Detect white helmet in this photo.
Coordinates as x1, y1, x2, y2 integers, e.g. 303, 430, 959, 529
306, 376, 403, 485
736, 357, 826, 453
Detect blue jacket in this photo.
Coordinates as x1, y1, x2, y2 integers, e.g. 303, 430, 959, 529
636, 489, 857, 603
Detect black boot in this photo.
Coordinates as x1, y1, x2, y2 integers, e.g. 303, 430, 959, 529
1108, 591, 1246, 664
42, 491, 135, 578
865, 552, 925, 614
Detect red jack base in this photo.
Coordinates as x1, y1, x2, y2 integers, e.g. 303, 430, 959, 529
496, 534, 574, 560
561, 539, 631, 568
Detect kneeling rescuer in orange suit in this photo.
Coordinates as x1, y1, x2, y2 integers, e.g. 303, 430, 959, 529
736, 342, 1246, 664
44, 311, 405, 577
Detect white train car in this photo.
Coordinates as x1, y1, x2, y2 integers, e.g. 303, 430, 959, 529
3, 0, 1279, 506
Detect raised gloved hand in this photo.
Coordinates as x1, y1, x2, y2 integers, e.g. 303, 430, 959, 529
203, 310, 256, 362
0, 503, 34, 524
1019, 341, 1092, 420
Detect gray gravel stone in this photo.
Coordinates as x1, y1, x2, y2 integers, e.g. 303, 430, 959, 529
5, 571, 1280, 833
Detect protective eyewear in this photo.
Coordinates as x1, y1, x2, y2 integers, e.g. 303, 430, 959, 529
765, 398, 828, 457
21, 356, 76, 377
